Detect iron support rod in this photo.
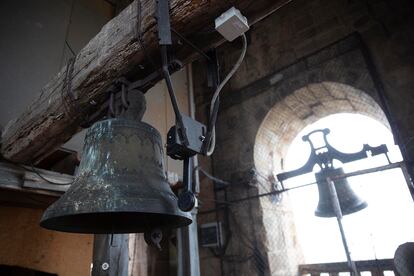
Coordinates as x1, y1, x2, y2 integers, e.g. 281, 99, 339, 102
399, 162, 414, 201
178, 157, 200, 276
183, 157, 192, 192
326, 177, 359, 276
171, 28, 211, 61
161, 45, 189, 145
187, 64, 200, 194
332, 162, 402, 180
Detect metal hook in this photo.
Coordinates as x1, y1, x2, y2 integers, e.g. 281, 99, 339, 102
121, 83, 129, 114
108, 88, 116, 118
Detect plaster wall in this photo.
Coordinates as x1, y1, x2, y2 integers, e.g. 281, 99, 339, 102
0, 207, 93, 276
0, 1, 110, 275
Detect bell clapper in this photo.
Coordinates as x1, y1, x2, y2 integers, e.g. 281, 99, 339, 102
178, 190, 197, 212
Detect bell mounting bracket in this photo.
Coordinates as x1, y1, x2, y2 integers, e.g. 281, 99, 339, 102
276, 128, 390, 182
156, 0, 209, 212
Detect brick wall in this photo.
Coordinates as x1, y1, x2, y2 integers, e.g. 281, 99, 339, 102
194, 0, 414, 275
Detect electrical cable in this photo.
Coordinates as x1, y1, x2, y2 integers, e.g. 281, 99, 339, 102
194, 166, 230, 186
29, 163, 73, 186
206, 34, 248, 156
0, 157, 73, 186
65, 40, 76, 57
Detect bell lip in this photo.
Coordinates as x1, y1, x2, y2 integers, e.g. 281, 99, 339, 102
40, 210, 193, 234
314, 201, 368, 218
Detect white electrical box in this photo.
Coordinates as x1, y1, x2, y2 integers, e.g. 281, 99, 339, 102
215, 7, 249, 42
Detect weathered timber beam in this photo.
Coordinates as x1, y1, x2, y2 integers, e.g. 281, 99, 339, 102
0, 161, 73, 207
0, 161, 73, 193
1, 0, 291, 163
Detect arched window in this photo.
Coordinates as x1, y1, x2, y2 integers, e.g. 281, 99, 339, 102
284, 113, 414, 263
253, 82, 414, 275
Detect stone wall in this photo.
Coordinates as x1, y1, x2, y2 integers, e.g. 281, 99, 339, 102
194, 0, 414, 275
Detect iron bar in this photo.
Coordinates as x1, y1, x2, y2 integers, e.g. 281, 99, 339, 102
161, 45, 189, 145
327, 177, 359, 276
171, 28, 211, 61
332, 162, 402, 180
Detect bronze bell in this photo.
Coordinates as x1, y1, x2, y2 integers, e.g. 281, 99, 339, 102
314, 167, 367, 217
40, 118, 192, 233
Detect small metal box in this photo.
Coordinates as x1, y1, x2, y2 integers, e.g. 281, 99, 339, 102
200, 222, 223, 248
215, 7, 249, 42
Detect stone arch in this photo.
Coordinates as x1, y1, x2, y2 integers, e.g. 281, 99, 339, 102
252, 82, 390, 275
254, 81, 389, 180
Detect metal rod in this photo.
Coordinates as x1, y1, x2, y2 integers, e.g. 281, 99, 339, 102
160, 45, 189, 145
201, 50, 220, 154
400, 162, 414, 201
187, 64, 200, 194
183, 157, 192, 192
171, 28, 211, 61
332, 162, 402, 180
327, 177, 359, 276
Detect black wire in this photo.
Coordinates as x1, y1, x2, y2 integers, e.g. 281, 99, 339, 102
135, 0, 159, 72
29, 163, 73, 186
198, 180, 318, 216
65, 40, 76, 57
60, 0, 76, 68
196, 165, 318, 208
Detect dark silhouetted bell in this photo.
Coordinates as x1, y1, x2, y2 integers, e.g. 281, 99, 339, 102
40, 118, 192, 233
314, 167, 367, 217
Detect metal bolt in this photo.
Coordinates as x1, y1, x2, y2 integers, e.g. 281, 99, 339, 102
102, 262, 109, 271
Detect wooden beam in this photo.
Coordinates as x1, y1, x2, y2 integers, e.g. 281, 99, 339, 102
1, 0, 291, 163
0, 161, 73, 207
0, 161, 73, 193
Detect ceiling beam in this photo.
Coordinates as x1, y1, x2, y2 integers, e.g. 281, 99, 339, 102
1, 0, 291, 163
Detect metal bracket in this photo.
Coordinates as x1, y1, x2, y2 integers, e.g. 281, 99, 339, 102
155, 0, 206, 212
277, 128, 389, 182
201, 50, 220, 155
156, 0, 172, 45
